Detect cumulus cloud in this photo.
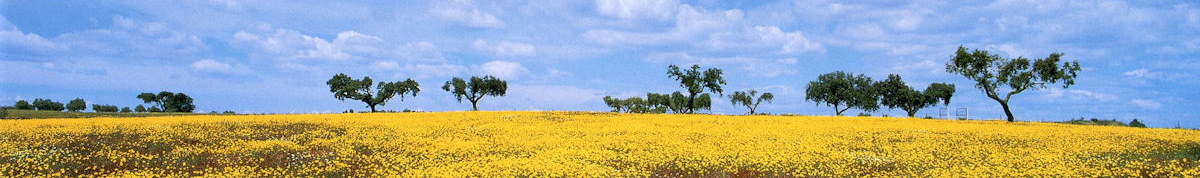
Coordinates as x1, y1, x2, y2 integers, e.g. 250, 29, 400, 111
50, 16, 208, 59
0, 17, 67, 56
473, 39, 535, 57
594, 0, 679, 20
232, 24, 351, 60
477, 61, 529, 80
430, 0, 504, 28
585, 4, 822, 55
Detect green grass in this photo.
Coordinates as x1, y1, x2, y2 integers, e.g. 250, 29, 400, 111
0, 109, 209, 119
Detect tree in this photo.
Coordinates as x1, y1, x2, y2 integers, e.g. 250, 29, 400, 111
924, 83, 956, 106
805, 71, 879, 116
730, 90, 773, 115
92, 104, 119, 112
135, 105, 147, 113
149, 106, 162, 112
442, 76, 507, 111
647, 92, 686, 114
66, 98, 87, 112
32, 99, 65, 111
137, 93, 162, 111
874, 74, 956, 117
327, 73, 420, 112
14, 100, 32, 110
603, 96, 653, 113
161, 93, 196, 112
120, 107, 132, 113
666, 64, 726, 114
945, 46, 1081, 122
1129, 119, 1147, 128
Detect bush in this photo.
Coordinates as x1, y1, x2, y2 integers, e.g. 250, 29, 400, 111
1129, 119, 1147, 128
135, 105, 147, 113
149, 106, 162, 112
120, 107, 132, 113
92, 104, 120, 112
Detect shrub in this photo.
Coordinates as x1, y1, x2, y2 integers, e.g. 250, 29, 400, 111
92, 104, 120, 113
120, 107, 132, 113
1129, 119, 1147, 128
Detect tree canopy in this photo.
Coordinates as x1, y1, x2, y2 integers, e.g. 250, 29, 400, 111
805, 71, 879, 116
874, 74, 956, 117
946, 46, 1080, 121
32, 99, 64, 111
13, 100, 32, 110
66, 98, 87, 112
327, 73, 420, 112
443, 76, 507, 111
666, 64, 725, 114
138, 91, 196, 113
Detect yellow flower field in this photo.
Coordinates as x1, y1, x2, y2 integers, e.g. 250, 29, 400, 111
0, 111, 1197, 177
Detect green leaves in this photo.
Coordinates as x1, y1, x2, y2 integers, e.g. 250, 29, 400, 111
730, 90, 773, 115
327, 73, 420, 112
805, 71, 878, 116
874, 74, 956, 117
443, 76, 507, 111
945, 46, 1081, 121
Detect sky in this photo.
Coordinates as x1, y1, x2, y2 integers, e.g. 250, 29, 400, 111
1, 0, 1198, 128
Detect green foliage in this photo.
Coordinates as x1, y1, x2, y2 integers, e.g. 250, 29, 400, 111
666, 64, 725, 114
135, 105, 147, 113
92, 104, 120, 112
442, 76, 507, 111
1129, 119, 1147, 128
149, 106, 162, 112
120, 107, 132, 113
730, 90, 773, 115
3, 109, 199, 119
1, 107, 6, 119
327, 73, 420, 112
222, 111, 236, 114
14, 100, 32, 110
647, 92, 687, 114
66, 98, 87, 112
32, 99, 65, 111
1060, 118, 1129, 127
138, 91, 196, 113
805, 71, 879, 116
945, 46, 1081, 122
603, 96, 655, 113
874, 74, 956, 117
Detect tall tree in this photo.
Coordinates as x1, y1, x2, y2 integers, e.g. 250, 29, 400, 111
666, 64, 726, 114
945, 46, 1080, 122
14, 100, 32, 110
327, 73, 420, 112
729, 90, 774, 115
442, 76, 507, 111
805, 71, 879, 116
162, 93, 196, 112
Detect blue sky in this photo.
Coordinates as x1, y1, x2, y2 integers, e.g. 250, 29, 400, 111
2, 0, 1198, 127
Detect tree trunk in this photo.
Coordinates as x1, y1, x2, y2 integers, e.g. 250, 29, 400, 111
834, 104, 845, 116
471, 100, 479, 111
369, 104, 377, 112
749, 107, 756, 115
687, 93, 696, 114
906, 109, 917, 117
999, 101, 1014, 122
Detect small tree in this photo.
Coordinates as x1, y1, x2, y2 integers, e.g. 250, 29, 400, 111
666, 64, 725, 114
135, 105, 147, 113
647, 92, 687, 114
327, 73, 420, 112
442, 76, 507, 111
730, 90, 774, 115
14, 100, 32, 110
945, 46, 1081, 122
875, 74, 956, 117
92, 104, 120, 112
805, 71, 879, 116
66, 98, 87, 112
1129, 119, 1147, 128
120, 107, 132, 113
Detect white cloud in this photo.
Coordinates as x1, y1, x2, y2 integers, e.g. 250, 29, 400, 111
473, 39, 535, 57
399, 64, 469, 80
594, 0, 680, 20
52, 16, 207, 59
477, 60, 529, 80
644, 52, 797, 77
0, 17, 67, 55
430, 0, 504, 28
191, 59, 249, 74
1043, 88, 1119, 101
1123, 68, 1162, 78
1131, 99, 1162, 109
232, 24, 350, 60
584, 4, 822, 55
